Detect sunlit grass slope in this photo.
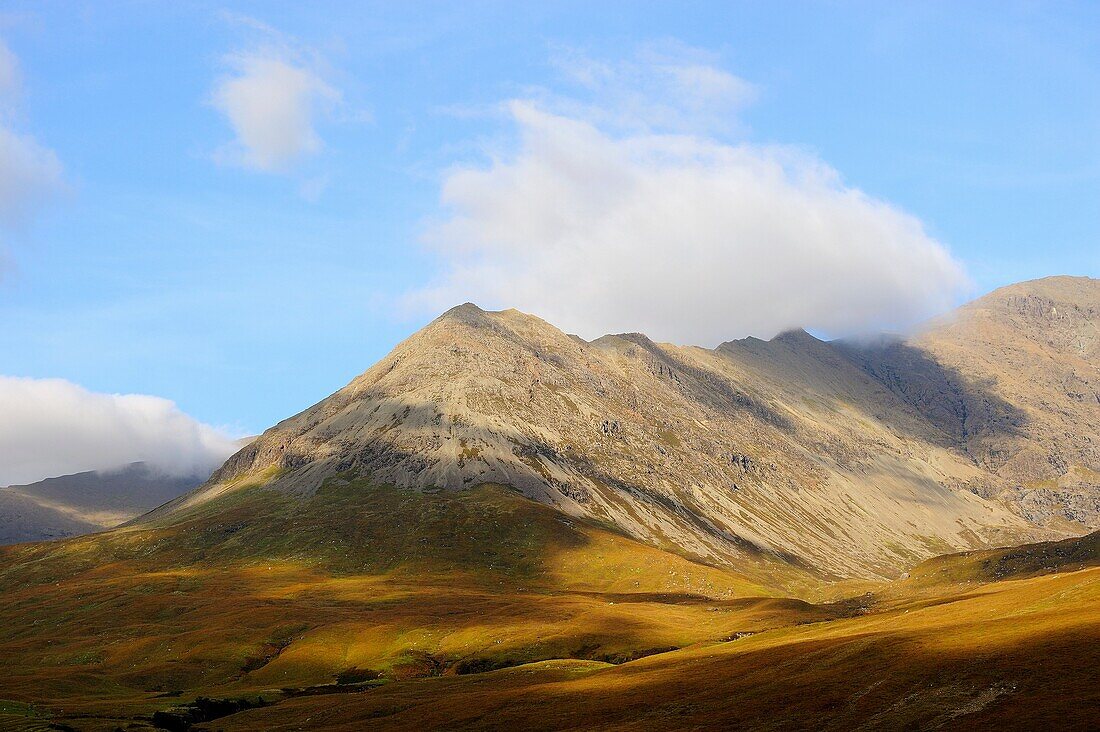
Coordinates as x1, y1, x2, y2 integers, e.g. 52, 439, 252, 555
0, 477, 825, 730
215, 533, 1100, 732
902, 530, 1100, 589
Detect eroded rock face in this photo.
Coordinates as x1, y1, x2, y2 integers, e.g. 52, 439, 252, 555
841, 276, 1100, 529
149, 286, 1099, 581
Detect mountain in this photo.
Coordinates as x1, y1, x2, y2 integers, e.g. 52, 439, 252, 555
0, 277, 1096, 730
0, 462, 203, 545
841, 275, 1099, 528
154, 287, 1093, 581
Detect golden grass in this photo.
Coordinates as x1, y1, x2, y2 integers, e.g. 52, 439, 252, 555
0, 480, 825, 729
0, 477, 1094, 730
215, 566, 1100, 731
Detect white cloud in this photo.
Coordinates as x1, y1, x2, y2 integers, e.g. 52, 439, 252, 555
212, 51, 339, 172
412, 49, 968, 345
0, 376, 241, 487
0, 37, 62, 231
545, 43, 757, 134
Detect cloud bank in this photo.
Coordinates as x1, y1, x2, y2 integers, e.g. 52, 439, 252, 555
414, 49, 968, 344
212, 50, 339, 172
0, 376, 241, 487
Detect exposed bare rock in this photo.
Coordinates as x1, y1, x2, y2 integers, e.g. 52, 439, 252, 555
153, 295, 1066, 580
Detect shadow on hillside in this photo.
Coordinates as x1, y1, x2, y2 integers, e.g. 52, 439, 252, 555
553, 444, 819, 573
240, 617, 1100, 731
834, 338, 1030, 458
611, 333, 796, 432
181, 406, 813, 582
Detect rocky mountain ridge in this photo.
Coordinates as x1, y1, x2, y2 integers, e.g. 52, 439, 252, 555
845, 276, 1099, 526
150, 277, 1100, 580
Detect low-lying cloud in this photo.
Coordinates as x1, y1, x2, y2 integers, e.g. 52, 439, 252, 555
413, 48, 968, 345
0, 376, 241, 487
212, 50, 339, 172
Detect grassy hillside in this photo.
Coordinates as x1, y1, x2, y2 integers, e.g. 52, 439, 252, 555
211, 534, 1100, 731
902, 530, 1100, 589
0, 477, 1093, 730
0, 477, 828, 730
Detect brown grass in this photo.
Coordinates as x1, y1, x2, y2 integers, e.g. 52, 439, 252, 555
0, 480, 824, 729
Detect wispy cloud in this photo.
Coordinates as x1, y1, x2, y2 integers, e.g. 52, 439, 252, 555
410, 45, 968, 344
0, 126, 62, 227
0, 376, 241, 486
0, 38, 17, 97
0, 36, 63, 269
545, 41, 757, 134
210, 18, 341, 174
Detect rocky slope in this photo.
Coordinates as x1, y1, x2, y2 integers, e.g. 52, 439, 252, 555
842, 276, 1099, 528
0, 462, 202, 544
149, 281, 1100, 580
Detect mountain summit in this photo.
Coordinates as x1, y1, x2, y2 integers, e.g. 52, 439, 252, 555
149, 279, 1099, 580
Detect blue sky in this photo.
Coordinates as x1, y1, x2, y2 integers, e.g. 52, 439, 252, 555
0, 1, 1097, 473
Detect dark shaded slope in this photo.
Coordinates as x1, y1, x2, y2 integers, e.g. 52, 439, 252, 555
906, 529, 1100, 586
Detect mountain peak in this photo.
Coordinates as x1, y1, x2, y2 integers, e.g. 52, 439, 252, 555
428, 302, 563, 336
436, 301, 486, 320
770, 328, 819, 345
970, 275, 1099, 311
159, 291, 1062, 579
151, 275, 1100, 579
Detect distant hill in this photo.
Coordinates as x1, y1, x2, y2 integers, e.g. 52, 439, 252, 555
0, 462, 203, 544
